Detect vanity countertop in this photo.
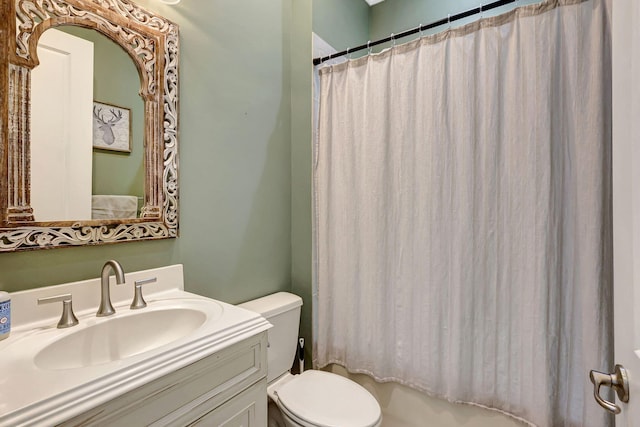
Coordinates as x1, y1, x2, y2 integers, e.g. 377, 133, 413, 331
0, 264, 270, 427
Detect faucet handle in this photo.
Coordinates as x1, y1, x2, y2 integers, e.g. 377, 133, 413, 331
130, 277, 157, 310
38, 293, 79, 328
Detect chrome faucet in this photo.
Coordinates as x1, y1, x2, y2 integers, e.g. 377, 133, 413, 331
96, 260, 126, 317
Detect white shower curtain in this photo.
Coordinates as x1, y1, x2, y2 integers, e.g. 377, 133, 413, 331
313, 0, 612, 426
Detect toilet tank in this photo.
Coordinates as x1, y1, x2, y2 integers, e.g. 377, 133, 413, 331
238, 292, 302, 383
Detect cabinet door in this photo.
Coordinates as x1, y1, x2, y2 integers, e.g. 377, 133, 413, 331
187, 381, 267, 427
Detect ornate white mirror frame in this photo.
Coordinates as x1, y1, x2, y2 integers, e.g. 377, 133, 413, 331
0, 0, 179, 251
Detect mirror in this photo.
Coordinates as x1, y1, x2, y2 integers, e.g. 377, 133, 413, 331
31, 26, 145, 222
0, 0, 179, 251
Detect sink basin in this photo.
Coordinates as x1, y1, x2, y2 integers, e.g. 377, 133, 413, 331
35, 306, 208, 370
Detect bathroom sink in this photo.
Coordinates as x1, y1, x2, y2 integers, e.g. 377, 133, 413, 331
0, 265, 272, 427
35, 304, 212, 370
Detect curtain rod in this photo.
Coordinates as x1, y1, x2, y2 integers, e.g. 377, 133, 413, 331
313, 0, 517, 66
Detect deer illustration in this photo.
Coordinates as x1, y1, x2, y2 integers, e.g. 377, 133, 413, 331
93, 106, 123, 146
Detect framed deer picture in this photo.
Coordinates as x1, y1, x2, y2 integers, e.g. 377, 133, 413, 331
92, 101, 131, 152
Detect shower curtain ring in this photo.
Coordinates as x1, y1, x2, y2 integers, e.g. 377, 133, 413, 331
480, 3, 483, 18
448, 13, 451, 29
390, 33, 396, 47
367, 40, 372, 55
346, 47, 350, 60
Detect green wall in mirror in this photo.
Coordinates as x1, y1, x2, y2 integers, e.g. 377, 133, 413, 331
60, 26, 145, 206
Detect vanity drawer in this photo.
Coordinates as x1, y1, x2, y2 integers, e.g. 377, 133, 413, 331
59, 331, 267, 427
165, 379, 267, 426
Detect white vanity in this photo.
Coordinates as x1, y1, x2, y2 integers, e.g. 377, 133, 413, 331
0, 264, 271, 426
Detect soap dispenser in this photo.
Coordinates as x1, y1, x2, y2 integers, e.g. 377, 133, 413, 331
0, 291, 10, 341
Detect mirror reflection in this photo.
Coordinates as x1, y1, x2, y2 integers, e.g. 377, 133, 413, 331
30, 26, 144, 222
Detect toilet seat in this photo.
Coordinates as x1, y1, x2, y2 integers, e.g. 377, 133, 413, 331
275, 370, 382, 427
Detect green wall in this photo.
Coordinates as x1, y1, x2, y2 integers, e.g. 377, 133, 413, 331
291, 0, 313, 368
370, 0, 542, 42
0, 0, 309, 313
312, 0, 543, 57
312, 0, 369, 53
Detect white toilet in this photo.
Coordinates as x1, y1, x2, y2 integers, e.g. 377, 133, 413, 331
239, 292, 382, 427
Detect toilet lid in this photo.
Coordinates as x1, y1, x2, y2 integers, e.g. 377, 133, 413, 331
276, 370, 381, 427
